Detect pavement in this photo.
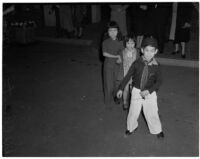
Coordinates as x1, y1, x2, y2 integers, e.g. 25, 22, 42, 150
3, 41, 199, 156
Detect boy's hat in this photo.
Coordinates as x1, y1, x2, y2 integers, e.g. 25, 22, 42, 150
141, 37, 158, 49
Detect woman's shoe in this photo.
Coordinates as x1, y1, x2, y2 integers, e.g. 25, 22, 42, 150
78, 34, 83, 39
181, 54, 186, 58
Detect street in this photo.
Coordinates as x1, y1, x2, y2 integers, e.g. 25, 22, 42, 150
3, 42, 199, 156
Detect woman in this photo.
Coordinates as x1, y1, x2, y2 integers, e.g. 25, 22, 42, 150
171, 2, 193, 58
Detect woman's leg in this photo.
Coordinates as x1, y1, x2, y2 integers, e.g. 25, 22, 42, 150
181, 42, 186, 58
172, 43, 179, 54
78, 26, 83, 38
175, 43, 179, 52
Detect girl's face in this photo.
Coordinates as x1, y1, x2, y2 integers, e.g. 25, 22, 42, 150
126, 39, 135, 50
141, 46, 158, 62
108, 28, 118, 40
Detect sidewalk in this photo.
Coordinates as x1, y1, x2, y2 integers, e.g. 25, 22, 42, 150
35, 21, 199, 68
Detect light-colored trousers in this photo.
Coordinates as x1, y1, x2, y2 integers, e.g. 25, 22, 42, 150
127, 87, 162, 134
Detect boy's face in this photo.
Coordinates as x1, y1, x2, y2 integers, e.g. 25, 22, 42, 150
126, 39, 135, 50
141, 45, 158, 62
108, 28, 118, 40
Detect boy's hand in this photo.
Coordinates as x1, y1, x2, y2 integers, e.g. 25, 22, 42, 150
116, 90, 123, 98
140, 90, 150, 98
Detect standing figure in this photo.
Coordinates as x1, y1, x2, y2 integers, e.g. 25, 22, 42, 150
121, 35, 138, 110
171, 2, 193, 58
110, 4, 129, 36
59, 4, 74, 38
152, 3, 170, 54
102, 21, 124, 110
132, 3, 148, 49
49, 5, 61, 37
117, 37, 164, 139
72, 4, 87, 38
146, 3, 170, 53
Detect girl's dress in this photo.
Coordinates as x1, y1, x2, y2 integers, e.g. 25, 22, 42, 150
123, 48, 138, 78
102, 38, 124, 106
122, 48, 138, 106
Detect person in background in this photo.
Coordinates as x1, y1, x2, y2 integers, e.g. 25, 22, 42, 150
147, 3, 170, 54
121, 34, 138, 110
72, 4, 87, 38
59, 4, 74, 38
171, 2, 193, 58
102, 21, 124, 110
49, 5, 61, 38
110, 4, 129, 37
132, 3, 148, 49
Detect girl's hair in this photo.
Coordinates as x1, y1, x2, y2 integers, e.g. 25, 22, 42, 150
103, 21, 123, 41
123, 33, 136, 47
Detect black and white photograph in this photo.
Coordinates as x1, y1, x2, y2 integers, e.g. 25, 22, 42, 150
2, 1, 199, 157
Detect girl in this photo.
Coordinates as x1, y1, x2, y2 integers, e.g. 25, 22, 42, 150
122, 35, 138, 110
102, 21, 124, 109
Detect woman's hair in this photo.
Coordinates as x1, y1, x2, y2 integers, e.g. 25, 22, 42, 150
123, 33, 136, 47
103, 21, 123, 41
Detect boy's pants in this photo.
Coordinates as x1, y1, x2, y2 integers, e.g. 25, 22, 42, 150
127, 87, 162, 134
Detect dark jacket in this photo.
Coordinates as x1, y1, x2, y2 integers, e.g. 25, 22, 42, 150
118, 56, 162, 93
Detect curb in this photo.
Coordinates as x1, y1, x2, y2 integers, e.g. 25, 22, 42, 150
35, 37, 92, 46
156, 57, 199, 68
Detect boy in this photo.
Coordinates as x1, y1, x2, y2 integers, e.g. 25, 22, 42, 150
116, 37, 164, 139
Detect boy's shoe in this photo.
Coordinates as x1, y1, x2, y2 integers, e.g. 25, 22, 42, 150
125, 130, 132, 136
125, 128, 137, 136
156, 132, 165, 139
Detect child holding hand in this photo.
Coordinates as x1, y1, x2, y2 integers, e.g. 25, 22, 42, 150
121, 35, 138, 110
